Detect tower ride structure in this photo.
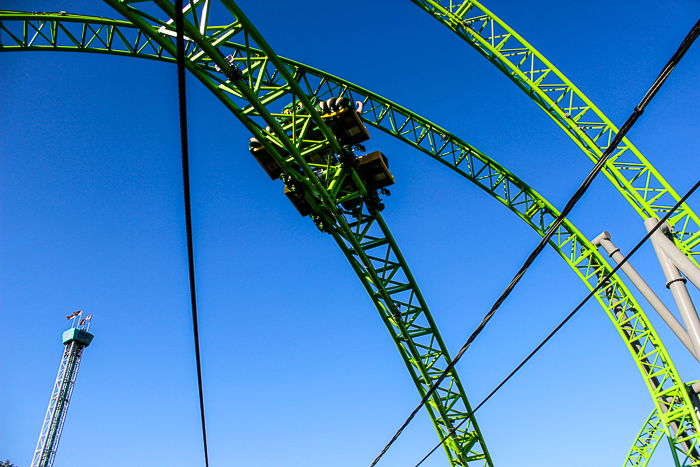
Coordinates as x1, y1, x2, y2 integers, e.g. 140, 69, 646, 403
2, 2, 699, 466
31, 312, 94, 467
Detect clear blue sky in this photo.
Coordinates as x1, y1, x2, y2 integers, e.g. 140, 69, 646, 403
1, 1, 699, 466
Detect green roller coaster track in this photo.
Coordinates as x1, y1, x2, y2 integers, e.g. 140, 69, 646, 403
626, 407, 666, 467
408, 0, 700, 267
2, 3, 698, 466
626, 380, 700, 467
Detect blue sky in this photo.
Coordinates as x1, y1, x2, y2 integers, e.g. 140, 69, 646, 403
1, 1, 700, 466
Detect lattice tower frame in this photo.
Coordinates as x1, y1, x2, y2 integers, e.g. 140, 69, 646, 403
31, 316, 93, 467
2, 3, 698, 466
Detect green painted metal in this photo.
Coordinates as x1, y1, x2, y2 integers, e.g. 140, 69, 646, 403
98, 2, 493, 466
3, 8, 699, 465
622, 400, 700, 467
625, 407, 665, 467
408, 0, 700, 267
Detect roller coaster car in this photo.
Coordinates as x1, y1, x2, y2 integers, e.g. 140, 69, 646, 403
284, 186, 312, 217
321, 104, 370, 147
249, 137, 284, 180
357, 151, 394, 190
276, 102, 304, 124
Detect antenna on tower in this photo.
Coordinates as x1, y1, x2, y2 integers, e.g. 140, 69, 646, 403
31, 311, 94, 467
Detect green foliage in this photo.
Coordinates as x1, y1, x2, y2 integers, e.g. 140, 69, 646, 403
2, 460, 17, 467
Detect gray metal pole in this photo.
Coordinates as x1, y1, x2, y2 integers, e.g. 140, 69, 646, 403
650, 223, 700, 291
592, 231, 699, 361
645, 218, 700, 366
598, 276, 699, 456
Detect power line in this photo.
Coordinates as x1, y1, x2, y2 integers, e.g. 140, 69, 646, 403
174, 2, 210, 467
413, 176, 700, 467
369, 15, 700, 467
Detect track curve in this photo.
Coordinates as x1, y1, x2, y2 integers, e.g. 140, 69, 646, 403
625, 407, 665, 467
2, 5, 697, 466
409, 0, 700, 266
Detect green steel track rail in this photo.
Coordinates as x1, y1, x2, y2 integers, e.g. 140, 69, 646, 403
8, 3, 492, 466
626, 380, 700, 467
625, 407, 665, 467
408, 0, 700, 267
2, 8, 698, 466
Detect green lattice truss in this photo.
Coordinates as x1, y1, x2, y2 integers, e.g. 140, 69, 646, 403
2, 4, 698, 466
625, 379, 700, 467
625, 407, 666, 467
408, 0, 700, 266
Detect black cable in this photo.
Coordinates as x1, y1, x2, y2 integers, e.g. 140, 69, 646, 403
413, 177, 700, 467
369, 16, 700, 467
174, 3, 210, 467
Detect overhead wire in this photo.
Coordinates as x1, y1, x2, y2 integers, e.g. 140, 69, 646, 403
174, 1, 210, 466
412, 177, 700, 467
369, 15, 700, 467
